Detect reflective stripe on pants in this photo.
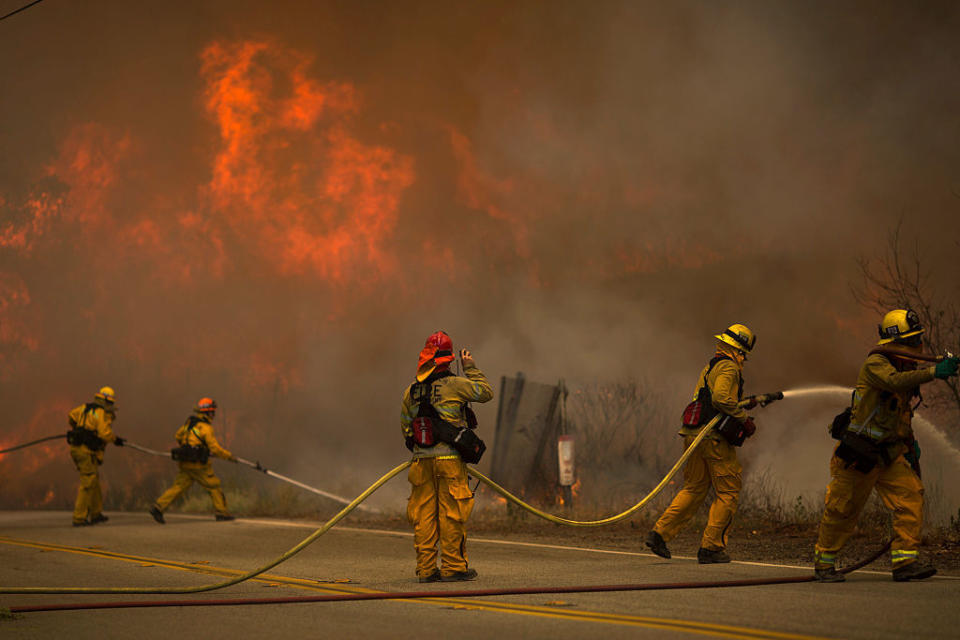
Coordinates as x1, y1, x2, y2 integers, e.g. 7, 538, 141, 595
815, 451, 923, 568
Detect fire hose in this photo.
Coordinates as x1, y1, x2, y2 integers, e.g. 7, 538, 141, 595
119, 442, 376, 513
0, 389, 895, 601
0, 407, 733, 595
5, 541, 891, 613
0, 433, 65, 455
1, 435, 375, 513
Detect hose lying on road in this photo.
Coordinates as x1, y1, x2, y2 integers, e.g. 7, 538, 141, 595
0, 399, 885, 598
0, 461, 411, 595
0, 413, 727, 594
6, 541, 892, 613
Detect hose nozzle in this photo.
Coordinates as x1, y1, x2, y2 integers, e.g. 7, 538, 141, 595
745, 391, 784, 408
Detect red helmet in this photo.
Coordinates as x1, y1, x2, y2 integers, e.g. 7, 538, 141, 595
417, 331, 455, 382
425, 331, 453, 354
195, 397, 217, 414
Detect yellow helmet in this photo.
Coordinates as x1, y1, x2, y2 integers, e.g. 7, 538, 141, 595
95, 386, 116, 404
715, 323, 756, 354
877, 309, 924, 345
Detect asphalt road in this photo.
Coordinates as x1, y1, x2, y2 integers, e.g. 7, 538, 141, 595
0, 511, 957, 640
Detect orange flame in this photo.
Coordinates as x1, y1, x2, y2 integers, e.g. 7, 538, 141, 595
199, 39, 414, 285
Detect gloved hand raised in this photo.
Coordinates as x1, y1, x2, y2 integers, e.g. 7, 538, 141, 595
113, 437, 126, 447
741, 417, 757, 438
934, 356, 959, 379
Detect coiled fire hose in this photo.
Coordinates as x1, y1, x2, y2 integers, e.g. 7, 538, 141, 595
0, 392, 891, 604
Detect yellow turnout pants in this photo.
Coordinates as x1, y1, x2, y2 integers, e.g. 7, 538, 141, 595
154, 462, 229, 516
70, 446, 103, 523
653, 435, 742, 551
407, 456, 474, 578
814, 451, 923, 569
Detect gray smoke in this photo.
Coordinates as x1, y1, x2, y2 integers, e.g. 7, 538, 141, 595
1, 1, 958, 513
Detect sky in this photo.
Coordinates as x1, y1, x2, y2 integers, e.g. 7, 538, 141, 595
1, 0, 959, 512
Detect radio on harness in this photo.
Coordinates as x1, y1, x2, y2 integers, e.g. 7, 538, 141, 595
409, 379, 486, 464
681, 355, 747, 446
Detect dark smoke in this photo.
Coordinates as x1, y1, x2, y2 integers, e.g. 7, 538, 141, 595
1, 1, 959, 512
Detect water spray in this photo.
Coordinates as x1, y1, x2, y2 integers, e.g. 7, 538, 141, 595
780, 385, 853, 399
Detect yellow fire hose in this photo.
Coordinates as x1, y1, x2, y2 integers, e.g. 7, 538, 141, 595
0, 402, 759, 595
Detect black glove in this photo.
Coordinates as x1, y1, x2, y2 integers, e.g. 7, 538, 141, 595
113, 437, 126, 447
404, 436, 415, 452
743, 397, 758, 410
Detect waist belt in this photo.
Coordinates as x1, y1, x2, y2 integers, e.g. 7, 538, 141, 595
171, 444, 210, 463
67, 428, 105, 451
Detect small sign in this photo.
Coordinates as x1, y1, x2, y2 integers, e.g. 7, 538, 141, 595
557, 435, 575, 486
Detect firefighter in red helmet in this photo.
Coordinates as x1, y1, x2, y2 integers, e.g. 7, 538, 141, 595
400, 331, 493, 582
150, 398, 238, 523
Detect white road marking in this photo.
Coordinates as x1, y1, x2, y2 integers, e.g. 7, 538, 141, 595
230, 517, 959, 580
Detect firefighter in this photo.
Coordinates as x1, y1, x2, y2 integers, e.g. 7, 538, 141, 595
401, 331, 493, 582
67, 386, 125, 526
813, 309, 959, 582
149, 398, 237, 523
646, 324, 758, 563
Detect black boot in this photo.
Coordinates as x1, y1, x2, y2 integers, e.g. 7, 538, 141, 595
440, 568, 478, 582
418, 570, 441, 583
697, 547, 731, 564
645, 531, 671, 559
215, 514, 236, 521
89, 513, 109, 525
149, 506, 165, 524
814, 566, 846, 583
892, 561, 936, 582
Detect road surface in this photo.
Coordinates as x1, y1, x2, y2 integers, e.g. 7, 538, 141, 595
0, 511, 956, 639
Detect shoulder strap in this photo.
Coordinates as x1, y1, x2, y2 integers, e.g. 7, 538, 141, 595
185, 415, 209, 448
79, 403, 100, 429
699, 355, 731, 390
412, 382, 438, 417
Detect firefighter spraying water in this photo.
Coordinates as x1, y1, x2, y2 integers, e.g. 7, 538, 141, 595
645, 324, 783, 564
812, 309, 959, 582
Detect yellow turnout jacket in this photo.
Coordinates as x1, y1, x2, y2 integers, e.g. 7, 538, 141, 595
68, 403, 117, 462
850, 353, 935, 448
400, 361, 494, 459
175, 415, 233, 462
